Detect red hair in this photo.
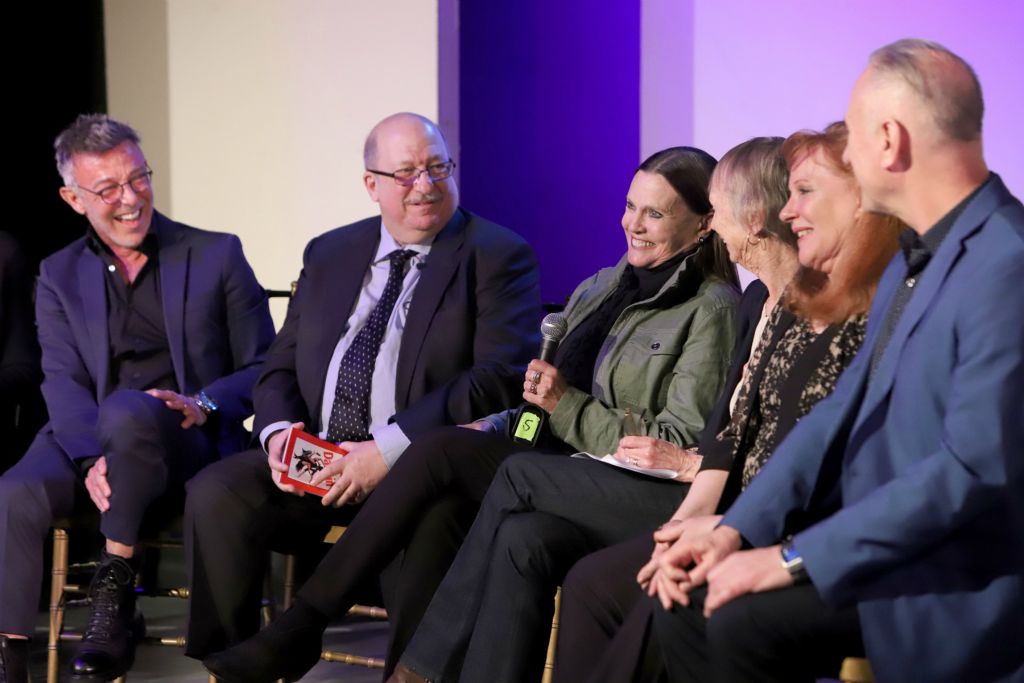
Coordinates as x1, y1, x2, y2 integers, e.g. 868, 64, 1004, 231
782, 122, 904, 324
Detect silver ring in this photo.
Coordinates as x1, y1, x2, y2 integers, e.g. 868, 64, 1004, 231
529, 382, 538, 394
532, 370, 542, 383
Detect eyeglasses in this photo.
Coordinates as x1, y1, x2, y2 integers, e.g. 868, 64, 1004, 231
366, 160, 456, 187
76, 169, 154, 204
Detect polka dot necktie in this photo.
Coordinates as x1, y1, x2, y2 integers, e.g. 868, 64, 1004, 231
326, 249, 415, 443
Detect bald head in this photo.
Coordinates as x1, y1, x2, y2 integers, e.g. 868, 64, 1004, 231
867, 39, 983, 142
361, 112, 458, 245
363, 113, 449, 168
844, 40, 989, 231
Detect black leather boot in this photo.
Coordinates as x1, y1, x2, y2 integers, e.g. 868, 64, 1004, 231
70, 550, 143, 682
0, 635, 30, 683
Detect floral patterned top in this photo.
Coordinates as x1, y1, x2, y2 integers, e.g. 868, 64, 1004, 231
714, 303, 867, 491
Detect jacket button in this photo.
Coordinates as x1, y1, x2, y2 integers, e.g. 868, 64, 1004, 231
650, 342, 661, 350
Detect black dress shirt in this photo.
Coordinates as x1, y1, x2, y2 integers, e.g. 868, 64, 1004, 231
86, 230, 177, 393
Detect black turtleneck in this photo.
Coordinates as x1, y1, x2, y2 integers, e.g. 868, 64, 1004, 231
554, 246, 697, 394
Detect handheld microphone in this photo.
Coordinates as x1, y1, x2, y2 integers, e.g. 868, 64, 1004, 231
510, 313, 568, 446
538, 312, 568, 364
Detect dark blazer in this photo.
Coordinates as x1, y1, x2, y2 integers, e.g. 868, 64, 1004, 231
696, 279, 769, 462
35, 212, 276, 460
253, 208, 541, 441
722, 175, 1024, 683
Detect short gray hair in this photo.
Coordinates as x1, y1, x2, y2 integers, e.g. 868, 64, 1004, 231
54, 114, 141, 186
712, 136, 796, 248
869, 38, 983, 141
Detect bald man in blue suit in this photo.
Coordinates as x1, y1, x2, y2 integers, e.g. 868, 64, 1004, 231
649, 40, 1023, 683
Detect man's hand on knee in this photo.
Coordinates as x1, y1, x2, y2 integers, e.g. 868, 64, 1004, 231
146, 389, 207, 428
85, 456, 113, 512
266, 423, 305, 496
314, 439, 387, 508
703, 545, 793, 617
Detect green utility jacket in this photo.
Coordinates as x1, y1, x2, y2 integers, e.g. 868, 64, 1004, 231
492, 253, 739, 457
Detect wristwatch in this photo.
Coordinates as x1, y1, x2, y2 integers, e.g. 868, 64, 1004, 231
193, 390, 219, 417
780, 537, 809, 583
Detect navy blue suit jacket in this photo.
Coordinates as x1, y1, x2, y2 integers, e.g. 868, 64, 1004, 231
35, 212, 276, 460
252, 208, 541, 443
722, 175, 1024, 682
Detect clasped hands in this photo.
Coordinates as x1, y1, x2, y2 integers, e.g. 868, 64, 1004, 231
266, 422, 388, 508
636, 518, 793, 616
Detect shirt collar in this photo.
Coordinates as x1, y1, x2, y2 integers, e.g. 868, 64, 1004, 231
85, 227, 159, 259
374, 224, 433, 264
899, 173, 991, 274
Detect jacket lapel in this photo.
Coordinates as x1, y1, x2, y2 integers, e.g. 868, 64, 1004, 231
394, 210, 467, 409
854, 178, 1005, 431
154, 214, 191, 393
308, 220, 380, 420
77, 247, 110, 400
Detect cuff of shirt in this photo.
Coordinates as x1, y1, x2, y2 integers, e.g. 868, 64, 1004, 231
481, 410, 511, 435
259, 421, 293, 453
371, 423, 412, 469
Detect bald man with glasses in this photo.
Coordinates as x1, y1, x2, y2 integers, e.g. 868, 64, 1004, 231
183, 112, 541, 669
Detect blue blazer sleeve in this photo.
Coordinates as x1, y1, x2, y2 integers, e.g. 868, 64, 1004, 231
794, 225, 1024, 607
36, 257, 104, 460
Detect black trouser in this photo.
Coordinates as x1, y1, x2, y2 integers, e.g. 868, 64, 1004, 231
184, 427, 531, 662
653, 581, 863, 683
0, 389, 217, 635
556, 534, 665, 683
401, 454, 688, 683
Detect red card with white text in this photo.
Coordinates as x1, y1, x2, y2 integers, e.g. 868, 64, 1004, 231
279, 427, 348, 496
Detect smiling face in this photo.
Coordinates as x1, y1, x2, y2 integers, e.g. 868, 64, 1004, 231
363, 116, 459, 245
58, 140, 154, 251
621, 170, 705, 269
779, 148, 859, 274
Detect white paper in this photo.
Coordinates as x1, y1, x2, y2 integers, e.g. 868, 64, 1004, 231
570, 452, 679, 479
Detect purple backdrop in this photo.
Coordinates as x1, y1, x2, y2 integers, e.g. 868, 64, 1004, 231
458, 1, 641, 304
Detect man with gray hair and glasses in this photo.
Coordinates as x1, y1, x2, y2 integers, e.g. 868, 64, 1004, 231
649, 39, 1022, 683
0, 114, 274, 683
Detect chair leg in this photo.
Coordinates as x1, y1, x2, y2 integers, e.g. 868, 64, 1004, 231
282, 554, 297, 611
541, 587, 562, 683
261, 570, 276, 627
840, 656, 875, 683
47, 528, 70, 683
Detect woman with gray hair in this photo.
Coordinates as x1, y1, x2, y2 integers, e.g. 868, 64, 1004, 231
203, 145, 741, 683
553, 126, 902, 683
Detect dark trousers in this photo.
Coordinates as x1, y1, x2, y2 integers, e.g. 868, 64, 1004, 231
184, 427, 529, 662
556, 535, 665, 683
0, 389, 217, 635
401, 454, 688, 683
379, 495, 479, 675
653, 581, 863, 683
